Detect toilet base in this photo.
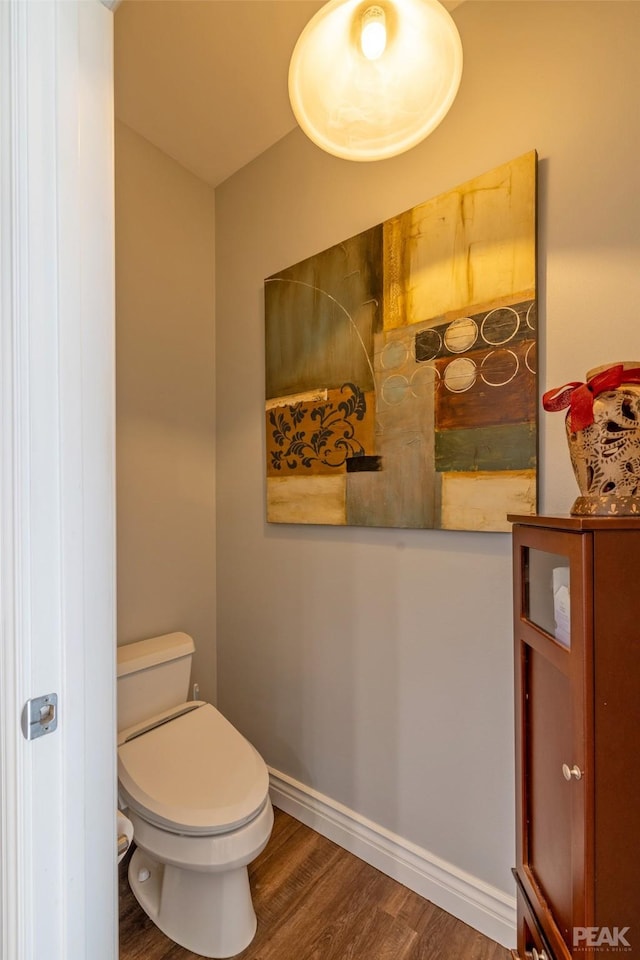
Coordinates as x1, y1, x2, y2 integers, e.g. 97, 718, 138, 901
129, 847, 257, 958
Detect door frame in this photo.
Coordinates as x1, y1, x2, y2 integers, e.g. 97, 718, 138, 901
0, 2, 117, 957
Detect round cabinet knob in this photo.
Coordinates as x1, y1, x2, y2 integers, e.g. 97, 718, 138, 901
562, 763, 583, 781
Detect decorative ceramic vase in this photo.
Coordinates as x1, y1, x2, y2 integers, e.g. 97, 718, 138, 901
544, 362, 640, 517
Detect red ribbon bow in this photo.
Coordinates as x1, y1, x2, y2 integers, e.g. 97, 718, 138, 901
542, 364, 640, 433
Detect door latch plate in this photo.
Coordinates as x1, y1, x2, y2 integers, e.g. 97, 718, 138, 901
22, 693, 58, 740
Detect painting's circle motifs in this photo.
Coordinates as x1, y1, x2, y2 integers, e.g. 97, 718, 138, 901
443, 317, 478, 354
381, 340, 409, 370
381, 374, 410, 405
526, 301, 537, 331
443, 357, 477, 393
480, 349, 520, 387
525, 341, 536, 374
410, 364, 440, 400
414, 327, 442, 362
481, 307, 520, 345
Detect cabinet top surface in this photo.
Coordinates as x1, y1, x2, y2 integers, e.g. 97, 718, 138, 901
508, 513, 640, 531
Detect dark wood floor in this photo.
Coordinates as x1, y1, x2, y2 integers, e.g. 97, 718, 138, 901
119, 808, 512, 960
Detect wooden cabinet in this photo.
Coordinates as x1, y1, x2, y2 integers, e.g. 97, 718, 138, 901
510, 515, 640, 960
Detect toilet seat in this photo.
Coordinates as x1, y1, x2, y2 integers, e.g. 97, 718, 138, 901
118, 702, 269, 836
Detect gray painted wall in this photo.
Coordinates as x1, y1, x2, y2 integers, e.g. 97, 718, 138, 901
116, 120, 217, 704
215, 1, 640, 896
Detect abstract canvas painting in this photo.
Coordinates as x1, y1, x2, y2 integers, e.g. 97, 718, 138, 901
264, 152, 537, 532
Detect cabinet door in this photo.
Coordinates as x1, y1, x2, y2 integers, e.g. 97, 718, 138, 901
516, 881, 556, 960
513, 525, 594, 960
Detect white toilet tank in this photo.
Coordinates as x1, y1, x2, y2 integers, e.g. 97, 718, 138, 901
117, 632, 195, 733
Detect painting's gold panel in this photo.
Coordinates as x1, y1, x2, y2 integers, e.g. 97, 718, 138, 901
440, 470, 536, 532
267, 476, 346, 525
383, 151, 536, 330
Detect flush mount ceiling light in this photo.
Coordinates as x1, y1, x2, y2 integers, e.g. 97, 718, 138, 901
288, 0, 463, 162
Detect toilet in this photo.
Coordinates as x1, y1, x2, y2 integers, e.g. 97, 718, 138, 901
117, 632, 273, 959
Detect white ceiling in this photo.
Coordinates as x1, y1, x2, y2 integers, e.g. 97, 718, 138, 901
114, 0, 464, 188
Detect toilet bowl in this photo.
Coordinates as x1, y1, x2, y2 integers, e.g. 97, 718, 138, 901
117, 634, 273, 959
117, 810, 134, 863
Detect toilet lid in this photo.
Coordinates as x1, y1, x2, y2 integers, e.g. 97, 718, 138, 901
117, 703, 269, 836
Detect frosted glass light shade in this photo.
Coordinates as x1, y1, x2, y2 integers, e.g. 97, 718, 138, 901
288, 0, 463, 161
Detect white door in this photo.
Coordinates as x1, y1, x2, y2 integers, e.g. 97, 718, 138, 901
0, 2, 118, 958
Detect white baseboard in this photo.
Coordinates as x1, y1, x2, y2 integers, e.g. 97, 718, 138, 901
269, 768, 516, 950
